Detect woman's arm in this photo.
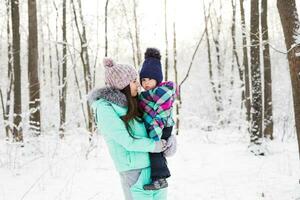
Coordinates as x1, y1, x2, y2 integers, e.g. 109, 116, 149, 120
95, 102, 164, 152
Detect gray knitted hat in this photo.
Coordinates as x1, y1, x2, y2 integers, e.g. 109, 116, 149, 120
103, 57, 137, 90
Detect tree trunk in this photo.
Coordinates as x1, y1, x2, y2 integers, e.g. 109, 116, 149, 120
105, 0, 109, 57
173, 19, 179, 135
28, 0, 41, 136
133, 0, 141, 66
121, 0, 137, 67
164, 0, 169, 81
209, 3, 224, 116
203, 4, 218, 113
92, 0, 100, 88
53, 1, 61, 110
277, 0, 300, 158
261, 0, 273, 139
38, 0, 46, 84
46, 2, 54, 96
204, 3, 222, 118
70, 19, 88, 128
208, 4, 224, 119
71, 0, 93, 132
0, 89, 8, 137
11, 0, 23, 142
230, 0, 243, 127
239, 0, 251, 125
4, 0, 13, 138
53, 1, 63, 136
230, 0, 236, 94
59, 0, 67, 138
250, 0, 263, 144
229, 0, 241, 108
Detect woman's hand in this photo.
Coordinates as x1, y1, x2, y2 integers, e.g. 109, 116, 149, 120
163, 135, 177, 157
151, 139, 167, 153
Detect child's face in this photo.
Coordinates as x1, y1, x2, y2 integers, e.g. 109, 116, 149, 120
141, 78, 157, 91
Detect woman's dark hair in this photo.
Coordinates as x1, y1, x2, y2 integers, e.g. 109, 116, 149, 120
120, 85, 143, 138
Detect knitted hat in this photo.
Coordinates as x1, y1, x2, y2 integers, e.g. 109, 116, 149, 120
139, 48, 163, 84
103, 57, 137, 90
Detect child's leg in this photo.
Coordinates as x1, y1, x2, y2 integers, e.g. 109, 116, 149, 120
149, 152, 170, 181
144, 127, 173, 190
144, 152, 170, 190
149, 126, 173, 180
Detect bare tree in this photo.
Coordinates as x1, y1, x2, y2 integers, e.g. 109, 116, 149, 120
53, 1, 64, 136
38, 0, 46, 83
173, 12, 179, 135
53, 1, 61, 111
121, 0, 137, 67
239, 0, 251, 125
70, 17, 88, 128
71, 0, 93, 132
209, 3, 224, 117
58, 0, 68, 137
92, 0, 100, 87
178, 1, 211, 132
229, 0, 241, 108
28, 0, 41, 136
179, 2, 211, 134
277, 0, 300, 158
203, 2, 220, 116
11, 0, 23, 142
250, 0, 263, 146
105, 0, 109, 56
164, 0, 169, 81
178, 27, 207, 133
133, 0, 141, 66
0, 88, 9, 138
46, 1, 54, 96
261, 0, 273, 139
2, 0, 13, 138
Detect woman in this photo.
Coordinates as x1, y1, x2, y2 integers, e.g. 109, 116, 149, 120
88, 58, 174, 200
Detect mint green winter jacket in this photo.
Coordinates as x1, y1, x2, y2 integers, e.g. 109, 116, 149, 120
88, 87, 158, 172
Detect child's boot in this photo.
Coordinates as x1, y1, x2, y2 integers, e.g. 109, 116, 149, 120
143, 178, 168, 190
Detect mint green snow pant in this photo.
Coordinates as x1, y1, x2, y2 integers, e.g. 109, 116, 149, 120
120, 167, 167, 200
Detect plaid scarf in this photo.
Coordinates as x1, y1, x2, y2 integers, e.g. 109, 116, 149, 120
138, 81, 178, 140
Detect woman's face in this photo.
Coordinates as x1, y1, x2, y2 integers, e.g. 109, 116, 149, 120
130, 79, 140, 97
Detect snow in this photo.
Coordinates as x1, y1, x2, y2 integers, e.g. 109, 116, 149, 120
0, 129, 299, 200
0, 0, 300, 199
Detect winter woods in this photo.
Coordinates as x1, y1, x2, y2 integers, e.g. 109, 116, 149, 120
0, 0, 299, 157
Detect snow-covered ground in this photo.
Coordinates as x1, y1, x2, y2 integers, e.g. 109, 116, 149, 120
0, 0, 299, 199
0, 129, 299, 200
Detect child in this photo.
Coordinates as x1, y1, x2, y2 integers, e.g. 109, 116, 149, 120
138, 48, 178, 190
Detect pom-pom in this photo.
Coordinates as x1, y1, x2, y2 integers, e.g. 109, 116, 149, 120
144, 48, 161, 60
103, 57, 115, 68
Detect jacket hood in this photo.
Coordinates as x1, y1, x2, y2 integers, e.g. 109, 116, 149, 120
87, 87, 127, 107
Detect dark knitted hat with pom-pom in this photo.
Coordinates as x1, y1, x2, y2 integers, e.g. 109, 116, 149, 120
139, 48, 163, 84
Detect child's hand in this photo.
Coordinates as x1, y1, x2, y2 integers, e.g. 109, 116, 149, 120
164, 135, 177, 157
152, 139, 168, 153
162, 139, 167, 148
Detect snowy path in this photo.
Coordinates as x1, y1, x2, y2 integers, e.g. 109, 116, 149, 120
0, 130, 299, 200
